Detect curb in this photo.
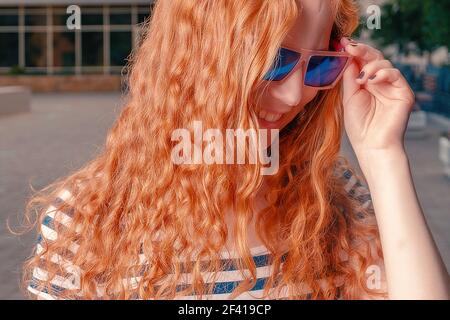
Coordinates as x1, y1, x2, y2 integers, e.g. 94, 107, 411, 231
0, 86, 31, 117
427, 112, 450, 130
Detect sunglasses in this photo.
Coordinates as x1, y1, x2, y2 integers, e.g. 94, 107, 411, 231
263, 41, 352, 89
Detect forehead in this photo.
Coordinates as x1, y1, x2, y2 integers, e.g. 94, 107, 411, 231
283, 0, 335, 50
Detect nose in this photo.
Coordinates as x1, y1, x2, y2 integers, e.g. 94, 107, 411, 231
270, 62, 304, 108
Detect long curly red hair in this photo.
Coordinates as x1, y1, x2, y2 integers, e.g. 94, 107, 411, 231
21, 0, 387, 299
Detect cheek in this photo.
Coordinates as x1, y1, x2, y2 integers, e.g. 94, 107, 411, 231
299, 86, 320, 107
258, 83, 319, 110
280, 87, 320, 125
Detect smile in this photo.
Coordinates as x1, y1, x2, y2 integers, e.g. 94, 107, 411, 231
258, 110, 283, 123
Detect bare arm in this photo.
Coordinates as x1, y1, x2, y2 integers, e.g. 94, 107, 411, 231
358, 148, 450, 299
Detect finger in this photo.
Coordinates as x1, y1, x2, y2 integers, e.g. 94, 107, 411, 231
355, 59, 393, 85
342, 60, 361, 105
344, 42, 384, 65
367, 68, 409, 88
340, 37, 356, 48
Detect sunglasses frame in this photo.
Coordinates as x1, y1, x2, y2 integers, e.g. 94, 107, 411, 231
264, 44, 353, 90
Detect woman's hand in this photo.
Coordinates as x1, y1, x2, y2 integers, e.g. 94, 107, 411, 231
340, 38, 415, 163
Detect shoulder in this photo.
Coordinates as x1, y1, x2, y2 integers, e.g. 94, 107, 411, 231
334, 160, 389, 299
334, 160, 374, 217
38, 189, 77, 242
28, 188, 82, 300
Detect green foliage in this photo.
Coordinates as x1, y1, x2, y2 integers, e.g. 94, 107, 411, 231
369, 0, 450, 53
8, 65, 26, 75
422, 0, 450, 50
352, 17, 365, 39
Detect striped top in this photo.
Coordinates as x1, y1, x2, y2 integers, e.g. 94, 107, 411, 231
27, 166, 375, 300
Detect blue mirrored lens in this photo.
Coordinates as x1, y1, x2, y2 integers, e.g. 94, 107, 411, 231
263, 48, 301, 81
305, 55, 348, 87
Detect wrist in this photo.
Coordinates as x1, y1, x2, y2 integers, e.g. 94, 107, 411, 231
356, 147, 409, 183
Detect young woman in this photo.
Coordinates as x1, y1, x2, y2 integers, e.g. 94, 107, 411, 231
22, 0, 450, 300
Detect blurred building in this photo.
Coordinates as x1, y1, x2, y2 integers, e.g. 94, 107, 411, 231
0, 0, 155, 91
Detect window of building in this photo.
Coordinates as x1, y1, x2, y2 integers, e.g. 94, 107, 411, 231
0, 33, 19, 67
24, 7, 47, 26
81, 6, 103, 26
137, 4, 154, 24
0, 7, 19, 26
110, 6, 132, 25
53, 32, 76, 68
25, 32, 47, 69
111, 31, 132, 67
0, 3, 155, 75
82, 31, 103, 67
53, 6, 72, 26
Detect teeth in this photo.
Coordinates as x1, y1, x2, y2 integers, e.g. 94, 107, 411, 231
258, 110, 282, 123
259, 110, 267, 119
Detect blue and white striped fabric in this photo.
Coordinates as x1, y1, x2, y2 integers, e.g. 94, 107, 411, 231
27, 166, 373, 300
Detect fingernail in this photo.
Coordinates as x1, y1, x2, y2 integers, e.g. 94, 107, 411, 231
369, 75, 376, 80
357, 71, 365, 79
349, 43, 358, 46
